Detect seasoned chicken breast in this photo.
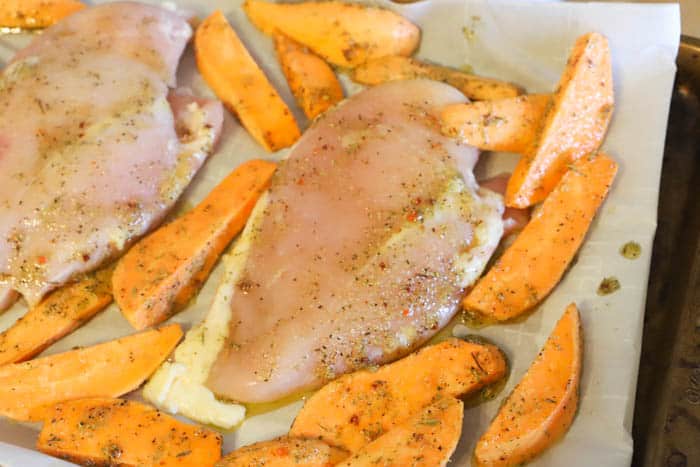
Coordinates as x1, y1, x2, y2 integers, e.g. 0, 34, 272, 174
0, 2, 222, 307
145, 80, 503, 421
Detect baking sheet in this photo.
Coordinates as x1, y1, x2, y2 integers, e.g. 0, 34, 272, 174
632, 36, 700, 467
0, 0, 680, 465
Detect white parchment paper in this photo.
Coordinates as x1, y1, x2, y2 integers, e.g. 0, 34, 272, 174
0, 1, 680, 465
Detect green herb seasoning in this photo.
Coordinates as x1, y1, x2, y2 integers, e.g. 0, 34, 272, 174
620, 241, 641, 259
597, 277, 620, 295
462, 26, 476, 41
419, 418, 440, 426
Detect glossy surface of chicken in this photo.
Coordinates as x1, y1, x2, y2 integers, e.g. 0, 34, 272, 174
203, 80, 504, 403
0, 2, 222, 306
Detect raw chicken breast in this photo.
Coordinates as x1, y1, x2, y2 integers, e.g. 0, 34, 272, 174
0, 2, 223, 307
206, 80, 504, 403
145, 80, 503, 415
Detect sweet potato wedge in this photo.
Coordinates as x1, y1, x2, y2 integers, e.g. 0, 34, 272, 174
37, 398, 222, 467
0, 324, 182, 421
274, 33, 344, 120
505, 32, 614, 208
113, 160, 276, 330
0, 267, 113, 365
441, 94, 551, 152
195, 11, 300, 151
337, 397, 463, 466
216, 436, 348, 467
290, 338, 506, 452
243, 0, 420, 68
352, 56, 522, 101
464, 153, 617, 321
0, 0, 84, 29
474, 304, 582, 466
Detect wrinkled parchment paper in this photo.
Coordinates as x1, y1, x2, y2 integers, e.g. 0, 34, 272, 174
0, 1, 680, 465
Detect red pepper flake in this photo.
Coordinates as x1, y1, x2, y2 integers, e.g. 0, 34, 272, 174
296, 177, 305, 186
402, 308, 410, 317
406, 211, 418, 222
412, 197, 422, 205
273, 446, 289, 457
37, 256, 47, 265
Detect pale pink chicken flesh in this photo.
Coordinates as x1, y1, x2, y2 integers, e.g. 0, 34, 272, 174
0, 2, 223, 307
0, 288, 18, 311
480, 173, 530, 236
206, 80, 503, 403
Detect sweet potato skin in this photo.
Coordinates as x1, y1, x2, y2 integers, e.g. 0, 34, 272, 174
353, 56, 522, 101
195, 11, 300, 151
0, 0, 85, 28
0, 324, 182, 421
474, 304, 582, 466
216, 436, 348, 467
464, 153, 617, 321
37, 398, 222, 467
0, 267, 113, 365
114, 160, 276, 330
337, 397, 463, 466
244, 0, 420, 68
505, 32, 614, 208
441, 94, 551, 152
290, 338, 506, 452
274, 33, 344, 120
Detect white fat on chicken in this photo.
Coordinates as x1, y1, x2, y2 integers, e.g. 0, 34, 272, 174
143, 194, 266, 428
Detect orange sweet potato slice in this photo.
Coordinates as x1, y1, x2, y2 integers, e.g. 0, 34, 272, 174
37, 398, 222, 467
244, 0, 420, 68
336, 397, 463, 466
505, 32, 614, 208
463, 153, 617, 321
441, 94, 551, 152
353, 56, 522, 101
290, 338, 506, 452
113, 160, 276, 330
0, 0, 84, 29
195, 11, 300, 151
274, 33, 344, 120
0, 324, 182, 421
216, 436, 348, 467
0, 267, 113, 365
473, 304, 582, 466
